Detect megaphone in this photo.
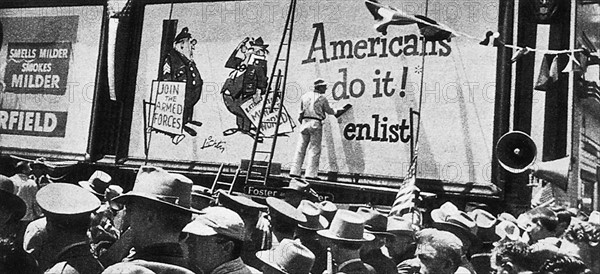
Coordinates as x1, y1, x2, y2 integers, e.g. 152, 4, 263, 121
496, 131, 570, 189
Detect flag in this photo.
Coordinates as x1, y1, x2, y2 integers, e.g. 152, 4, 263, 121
414, 15, 453, 41
365, 0, 419, 35
562, 53, 582, 73
389, 156, 418, 216
534, 54, 559, 91
510, 47, 530, 63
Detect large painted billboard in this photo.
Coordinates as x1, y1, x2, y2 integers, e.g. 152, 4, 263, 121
0, 6, 104, 156
129, 0, 499, 186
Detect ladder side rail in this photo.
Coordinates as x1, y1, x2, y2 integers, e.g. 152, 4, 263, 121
210, 163, 225, 194
228, 167, 242, 194
265, 0, 297, 183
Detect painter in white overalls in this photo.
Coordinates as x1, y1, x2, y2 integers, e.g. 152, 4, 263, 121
290, 79, 341, 179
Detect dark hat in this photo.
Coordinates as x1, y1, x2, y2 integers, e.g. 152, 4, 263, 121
313, 79, 327, 87
356, 207, 394, 237
297, 200, 328, 231
191, 185, 214, 211
218, 191, 267, 213
174, 27, 192, 43
256, 239, 314, 274
433, 211, 478, 245
0, 175, 26, 221
78, 170, 112, 197
37, 183, 100, 215
250, 37, 269, 48
266, 197, 306, 224
318, 201, 337, 225
113, 166, 200, 214
317, 209, 375, 242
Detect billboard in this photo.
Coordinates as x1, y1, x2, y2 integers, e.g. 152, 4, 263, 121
129, 0, 498, 186
0, 6, 104, 156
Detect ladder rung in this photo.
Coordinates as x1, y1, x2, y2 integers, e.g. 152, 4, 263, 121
216, 181, 232, 185
277, 58, 286, 61
246, 178, 265, 184
255, 150, 271, 154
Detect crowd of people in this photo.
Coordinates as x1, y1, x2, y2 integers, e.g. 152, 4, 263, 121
0, 161, 599, 274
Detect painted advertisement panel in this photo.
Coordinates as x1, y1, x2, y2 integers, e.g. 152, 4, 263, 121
0, 6, 103, 154
129, 0, 498, 186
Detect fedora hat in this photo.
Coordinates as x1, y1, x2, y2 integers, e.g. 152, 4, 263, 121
78, 170, 112, 198
282, 178, 318, 199
0, 175, 26, 221
387, 215, 415, 235
433, 211, 478, 244
113, 166, 200, 214
589, 210, 600, 225
183, 207, 246, 241
266, 197, 306, 224
357, 207, 394, 237
317, 209, 375, 242
37, 183, 100, 215
495, 220, 521, 241
297, 200, 328, 230
431, 201, 459, 223
318, 201, 337, 225
256, 239, 314, 274
468, 209, 499, 243
249, 37, 269, 49
218, 191, 267, 213
191, 185, 214, 211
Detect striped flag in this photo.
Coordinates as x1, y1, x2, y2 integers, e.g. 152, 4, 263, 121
389, 156, 418, 216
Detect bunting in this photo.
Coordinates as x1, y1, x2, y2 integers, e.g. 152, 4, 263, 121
534, 54, 559, 91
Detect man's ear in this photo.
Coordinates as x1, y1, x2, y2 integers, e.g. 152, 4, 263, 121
222, 240, 234, 254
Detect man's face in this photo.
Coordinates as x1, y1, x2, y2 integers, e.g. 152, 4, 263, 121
283, 191, 302, 208
415, 243, 449, 274
185, 234, 225, 273
386, 233, 414, 257
124, 202, 148, 244
261, 264, 282, 274
529, 0, 559, 23
176, 38, 195, 59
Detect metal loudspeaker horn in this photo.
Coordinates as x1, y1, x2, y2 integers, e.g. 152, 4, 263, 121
496, 131, 570, 189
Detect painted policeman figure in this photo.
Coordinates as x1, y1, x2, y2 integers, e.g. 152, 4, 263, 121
290, 79, 343, 179
162, 27, 203, 137
221, 37, 269, 140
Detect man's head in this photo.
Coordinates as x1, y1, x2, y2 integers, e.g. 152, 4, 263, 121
519, 207, 558, 243
14, 161, 32, 175
183, 207, 246, 274
282, 178, 318, 207
385, 216, 416, 259
217, 191, 267, 238
491, 241, 533, 274
112, 166, 197, 246
314, 79, 327, 94
256, 239, 314, 274
266, 197, 306, 234
414, 228, 463, 274
0, 176, 25, 227
174, 27, 196, 59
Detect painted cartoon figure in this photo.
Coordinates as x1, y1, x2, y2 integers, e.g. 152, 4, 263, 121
161, 27, 203, 137
221, 37, 269, 140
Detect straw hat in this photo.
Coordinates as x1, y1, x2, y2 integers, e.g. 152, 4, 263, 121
317, 209, 375, 242
297, 200, 328, 230
430, 201, 459, 222
78, 170, 112, 198
256, 239, 314, 274
468, 209, 499, 243
318, 201, 337, 225
387, 216, 415, 235
356, 207, 394, 237
113, 166, 200, 213
183, 207, 246, 241
433, 211, 478, 244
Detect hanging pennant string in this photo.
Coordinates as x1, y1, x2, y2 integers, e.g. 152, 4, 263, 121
364, 0, 585, 56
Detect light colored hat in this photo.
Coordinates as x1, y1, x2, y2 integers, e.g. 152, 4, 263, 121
113, 166, 200, 214
433, 211, 478, 244
468, 209, 499, 243
495, 220, 521, 241
266, 197, 307, 224
357, 207, 394, 237
183, 206, 246, 241
37, 183, 100, 215
431, 201, 459, 222
78, 170, 112, 197
589, 211, 600, 225
317, 209, 375, 242
256, 239, 315, 274
318, 201, 337, 225
297, 200, 328, 231
387, 215, 415, 235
